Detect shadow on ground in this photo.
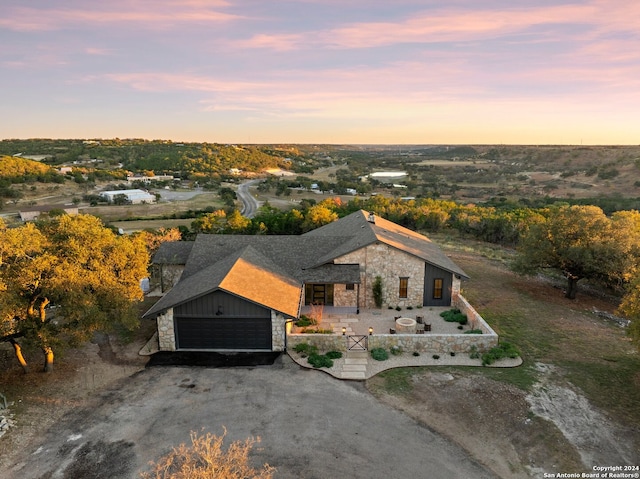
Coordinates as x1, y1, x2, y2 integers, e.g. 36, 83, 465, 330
146, 351, 282, 367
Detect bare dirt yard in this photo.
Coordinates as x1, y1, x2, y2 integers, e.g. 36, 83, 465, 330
1, 243, 639, 478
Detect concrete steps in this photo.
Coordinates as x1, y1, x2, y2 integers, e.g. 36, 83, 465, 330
339, 350, 369, 380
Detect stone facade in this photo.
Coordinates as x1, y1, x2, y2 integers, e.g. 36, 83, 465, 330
271, 312, 287, 351
332, 283, 358, 308
157, 309, 176, 351
156, 307, 288, 352
335, 243, 426, 309
287, 333, 346, 353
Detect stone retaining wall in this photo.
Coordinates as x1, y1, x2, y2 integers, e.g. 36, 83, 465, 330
453, 294, 497, 335
287, 334, 346, 352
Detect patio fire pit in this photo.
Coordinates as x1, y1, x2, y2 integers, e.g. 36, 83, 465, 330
395, 317, 417, 333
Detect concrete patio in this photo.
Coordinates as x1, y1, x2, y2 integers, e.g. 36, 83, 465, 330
298, 305, 468, 336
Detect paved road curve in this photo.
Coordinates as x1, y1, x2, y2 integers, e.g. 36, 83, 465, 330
237, 179, 261, 218
4, 357, 496, 479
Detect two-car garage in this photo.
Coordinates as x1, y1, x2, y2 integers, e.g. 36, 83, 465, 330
174, 317, 272, 350
172, 291, 274, 351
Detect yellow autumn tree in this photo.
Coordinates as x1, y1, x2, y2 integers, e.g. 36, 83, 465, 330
0, 214, 149, 372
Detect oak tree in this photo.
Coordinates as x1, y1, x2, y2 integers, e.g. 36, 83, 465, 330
512, 205, 640, 299
0, 214, 149, 372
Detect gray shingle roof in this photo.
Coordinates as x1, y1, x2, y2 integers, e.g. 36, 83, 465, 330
145, 209, 467, 319
152, 241, 194, 264
304, 210, 468, 278
144, 245, 302, 318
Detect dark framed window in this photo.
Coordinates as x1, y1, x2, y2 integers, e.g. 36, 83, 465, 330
346, 283, 355, 291
399, 277, 408, 298
433, 278, 443, 299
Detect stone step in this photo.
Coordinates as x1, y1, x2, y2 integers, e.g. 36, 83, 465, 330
345, 351, 368, 359
340, 371, 366, 380
344, 358, 368, 365
342, 364, 367, 371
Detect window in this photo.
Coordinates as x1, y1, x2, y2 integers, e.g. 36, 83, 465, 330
433, 278, 443, 300
399, 277, 408, 298
346, 283, 355, 291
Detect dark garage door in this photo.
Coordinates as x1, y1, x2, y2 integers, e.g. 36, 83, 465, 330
175, 317, 272, 350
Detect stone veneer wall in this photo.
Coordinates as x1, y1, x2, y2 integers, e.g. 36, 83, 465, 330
157, 309, 176, 351
271, 312, 287, 351
453, 294, 497, 335
287, 334, 346, 352
332, 283, 358, 308
287, 332, 497, 354
335, 243, 426, 309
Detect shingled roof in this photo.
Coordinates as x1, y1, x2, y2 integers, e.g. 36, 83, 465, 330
144, 245, 302, 318
144, 209, 467, 319
303, 210, 468, 278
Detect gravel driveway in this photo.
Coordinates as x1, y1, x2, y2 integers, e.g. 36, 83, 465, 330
5, 356, 495, 479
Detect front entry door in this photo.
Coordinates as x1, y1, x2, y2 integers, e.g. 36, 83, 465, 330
305, 284, 334, 305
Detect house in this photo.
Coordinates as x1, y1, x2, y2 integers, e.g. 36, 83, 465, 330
19, 205, 79, 222
143, 210, 469, 352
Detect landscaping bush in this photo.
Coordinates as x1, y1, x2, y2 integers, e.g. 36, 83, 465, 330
469, 345, 480, 359
301, 328, 333, 334
293, 342, 318, 357
326, 351, 342, 359
412, 352, 420, 357
464, 329, 483, 334
373, 276, 383, 308
370, 347, 389, 361
307, 353, 333, 368
440, 308, 468, 325
395, 306, 402, 311
295, 315, 316, 327
390, 345, 403, 356
481, 342, 520, 366
432, 354, 440, 360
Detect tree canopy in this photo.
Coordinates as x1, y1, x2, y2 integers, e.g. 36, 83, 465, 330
0, 214, 149, 372
512, 205, 640, 299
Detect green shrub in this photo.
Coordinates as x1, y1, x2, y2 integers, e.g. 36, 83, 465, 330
326, 351, 343, 359
482, 342, 520, 366
464, 329, 483, 334
293, 342, 318, 357
373, 276, 383, 308
432, 354, 440, 360
295, 315, 316, 327
301, 328, 333, 334
308, 353, 334, 368
440, 308, 468, 325
450, 352, 456, 357
390, 345, 403, 356
469, 345, 480, 359
406, 306, 413, 310
457, 325, 463, 330
371, 347, 389, 361
395, 306, 402, 311
412, 351, 420, 357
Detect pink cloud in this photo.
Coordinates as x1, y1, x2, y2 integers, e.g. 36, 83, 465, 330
0, 1, 240, 32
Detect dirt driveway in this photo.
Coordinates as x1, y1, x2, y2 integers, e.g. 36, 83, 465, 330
4, 356, 495, 479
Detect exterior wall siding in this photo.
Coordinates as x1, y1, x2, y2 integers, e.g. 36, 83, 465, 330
271, 311, 287, 351
332, 283, 358, 308
335, 243, 426, 309
157, 309, 176, 351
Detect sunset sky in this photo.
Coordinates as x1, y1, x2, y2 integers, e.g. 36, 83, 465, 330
2, 0, 639, 145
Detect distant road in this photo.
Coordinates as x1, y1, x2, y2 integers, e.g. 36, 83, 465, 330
237, 179, 261, 218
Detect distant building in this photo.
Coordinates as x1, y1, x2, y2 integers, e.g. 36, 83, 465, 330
100, 189, 156, 204
19, 205, 79, 222
126, 174, 176, 183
